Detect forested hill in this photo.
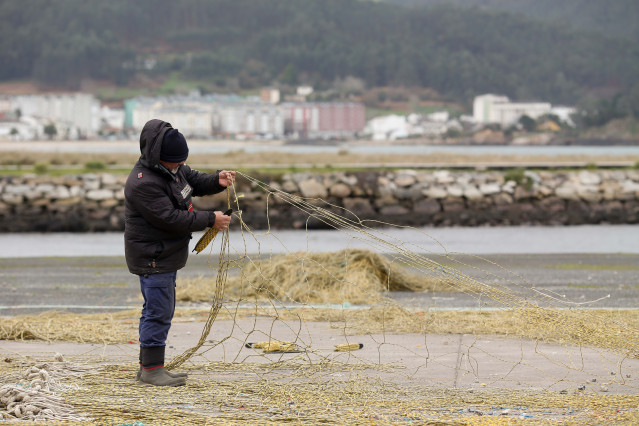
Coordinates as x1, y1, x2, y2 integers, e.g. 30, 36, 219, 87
2, 0, 638, 104
382, 0, 639, 43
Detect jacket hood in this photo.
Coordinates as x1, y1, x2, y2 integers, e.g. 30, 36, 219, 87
139, 119, 173, 168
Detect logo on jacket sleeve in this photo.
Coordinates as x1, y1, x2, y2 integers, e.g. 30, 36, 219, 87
188, 201, 194, 212
138, 172, 143, 179
180, 183, 193, 199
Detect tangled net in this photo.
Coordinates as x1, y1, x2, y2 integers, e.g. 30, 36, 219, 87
177, 248, 455, 304
1, 171, 639, 424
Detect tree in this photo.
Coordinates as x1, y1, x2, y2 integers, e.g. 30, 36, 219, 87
278, 63, 299, 86
519, 115, 536, 132
43, 123, 57, 140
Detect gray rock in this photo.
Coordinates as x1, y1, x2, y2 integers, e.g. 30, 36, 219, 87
329, 183, 351, 198
415, 172, 434, 183
433, 170, 455, 184
50, 185, 71, 200
376, 176, 396, 198
537, 185, 554, 197
298, 179, 328, 198
626, 170, 639, 181
576, 185, 602, 203
492, 193, 513, 205
100, 199, 120, 208
578, 170, 602, 185
502, 181, 516, 194
462, 185, 483, 200
414, 199, 441, 214
114, 188, 125, 201
100, 173, 118, 186
374, 196, 397, 208
4, 184, 32, 195
524, 170, 542, 184
343, 198, 375, 216
446, 185, 463, 198
83, 179, 101, 191
601, 183, 618, 200
70, 186, 84, 198
479, 183, 501, 195
282, 180, 298, 193
1, 193, 23, 205
621, 180, 639, 198
423, 186, 448, 199
380, 205, 410, 216
340, 174, 358, 187
86, 189, 115, 201
35, 184, 56, 196
556, 185, 579, 201
394, 173, 417, 187
442, 198, 465, 212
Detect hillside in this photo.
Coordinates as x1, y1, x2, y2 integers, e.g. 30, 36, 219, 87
382, 0, 639, 42
1, 0, 638, 105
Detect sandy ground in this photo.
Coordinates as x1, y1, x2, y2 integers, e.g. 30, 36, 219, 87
3, 318, 639, 394
1, 253, 638, 314
2, 254, 639, 423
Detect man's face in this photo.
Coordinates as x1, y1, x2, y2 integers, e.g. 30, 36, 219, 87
159, 160, 185, 174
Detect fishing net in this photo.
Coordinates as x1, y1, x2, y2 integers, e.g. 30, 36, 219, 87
1, 171, 639, 424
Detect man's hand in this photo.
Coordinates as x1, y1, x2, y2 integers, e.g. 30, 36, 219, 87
212, 210, 232, 231
219, 170, 236, 187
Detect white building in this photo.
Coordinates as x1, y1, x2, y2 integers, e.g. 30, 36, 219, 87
550, 106, 577, 127
365, 115, 409, 141
281, 102, 366, 139
473, 94, 551, 127
11, 93, 100, 138
130, 99, 212, 137
212, 100, 284, 138
100, 105, 125, 133
0, 121, 38, 140
473, 94, 509, 124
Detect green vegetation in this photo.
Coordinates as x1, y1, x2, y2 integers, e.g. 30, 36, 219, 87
33, 162, 49, 175
43, 123, 57, 140
84, 161, 106, 171
383, 0, 639, 43
1, 0, 638, 107
503, 169, 533, 190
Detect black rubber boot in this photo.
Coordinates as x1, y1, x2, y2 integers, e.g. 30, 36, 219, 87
137, 367, 187, 380
138, 346, 186, 387
139, 366, 185, 387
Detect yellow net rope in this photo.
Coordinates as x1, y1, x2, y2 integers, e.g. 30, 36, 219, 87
2, 171, 639, 424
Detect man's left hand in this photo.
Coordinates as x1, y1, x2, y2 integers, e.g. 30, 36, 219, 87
219, 170, 236, 187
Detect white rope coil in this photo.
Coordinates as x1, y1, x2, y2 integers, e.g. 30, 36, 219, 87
0, 358, 91, 422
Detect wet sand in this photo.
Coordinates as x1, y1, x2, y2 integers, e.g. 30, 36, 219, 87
1, 253, 637, 314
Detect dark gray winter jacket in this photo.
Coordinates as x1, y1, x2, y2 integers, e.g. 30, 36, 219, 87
124, 119, 225, 275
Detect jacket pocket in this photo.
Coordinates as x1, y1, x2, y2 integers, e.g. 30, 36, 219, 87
145, 241, 164, 269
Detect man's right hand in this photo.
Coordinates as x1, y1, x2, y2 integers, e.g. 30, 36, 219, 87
212, 211, 232, 231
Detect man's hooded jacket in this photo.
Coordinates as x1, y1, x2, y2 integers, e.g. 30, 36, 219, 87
124, 119, 225, 275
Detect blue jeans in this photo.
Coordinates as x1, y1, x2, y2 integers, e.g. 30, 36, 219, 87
139, 272, 177, 347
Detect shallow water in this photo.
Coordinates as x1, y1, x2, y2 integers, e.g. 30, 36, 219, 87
0, 224, 637, 258
2, 140, 639, 156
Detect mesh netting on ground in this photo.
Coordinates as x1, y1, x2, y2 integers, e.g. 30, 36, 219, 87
1, 171, 639, 424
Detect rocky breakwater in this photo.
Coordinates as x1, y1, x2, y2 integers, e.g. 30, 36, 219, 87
1, 170, 638, 232
0, 173, 126, 232
233, 169, 639, 229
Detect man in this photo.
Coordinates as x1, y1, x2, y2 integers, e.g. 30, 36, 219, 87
124, 119, 236, 386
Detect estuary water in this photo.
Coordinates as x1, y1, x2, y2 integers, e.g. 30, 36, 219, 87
2, 140, 639, 156
0, 225, 637, 258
